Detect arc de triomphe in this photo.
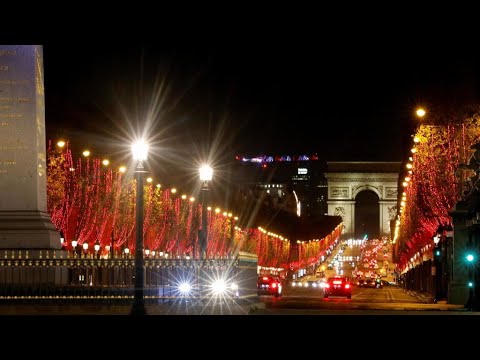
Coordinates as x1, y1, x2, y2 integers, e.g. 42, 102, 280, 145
325, 162, 401, 239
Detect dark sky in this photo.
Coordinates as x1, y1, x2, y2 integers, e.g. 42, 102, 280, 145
39, 22, 480, 183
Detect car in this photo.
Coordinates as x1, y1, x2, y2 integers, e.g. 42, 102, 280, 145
257, 275, 282, 297
364, 278, 377, 288
323, 276, 352, 299
304, 280, 323, 290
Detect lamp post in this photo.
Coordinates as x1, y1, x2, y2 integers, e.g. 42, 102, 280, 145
199, 164, 213, 260
130, 140, 148, 316
71, 239, 78, 258
94, 240, 100, 259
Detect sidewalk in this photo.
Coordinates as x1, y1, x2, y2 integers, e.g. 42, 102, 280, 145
404, 289, 467, 310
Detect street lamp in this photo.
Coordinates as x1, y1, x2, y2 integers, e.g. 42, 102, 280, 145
416, 107, 426, 119
71, 239, 78, 258
130, 140, 148, 316
82, 242, 89, 258
199, 164, 213, 260
94, 240, 100, 259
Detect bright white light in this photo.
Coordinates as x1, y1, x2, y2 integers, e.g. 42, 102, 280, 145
416, 108, 426, 118
179, 282, 191, 294
211, 279, 227, 294
293, 190, 301, 217
230, 283, 238, 290
132, 141, 149, 161
199, 164, 213, 181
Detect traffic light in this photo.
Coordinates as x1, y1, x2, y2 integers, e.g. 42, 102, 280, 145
466, 253, 475, 263
435, 248, 441, 257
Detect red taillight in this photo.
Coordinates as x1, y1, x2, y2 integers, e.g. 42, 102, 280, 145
262, 277, 269, 280
345, 284, 351, 289
271, 282, 277, 288
333, 280, 342, 285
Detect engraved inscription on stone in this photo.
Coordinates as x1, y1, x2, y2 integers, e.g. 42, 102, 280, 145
0, 45, 60, 250
331, 187, 349, 198
0, 45, 45, 210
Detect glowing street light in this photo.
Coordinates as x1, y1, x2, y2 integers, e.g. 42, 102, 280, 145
416, 108, 426, 118
71, 239, 78, 258
94, 240, 100, 258
82, 242, 88, 258
130, 140, 148, 316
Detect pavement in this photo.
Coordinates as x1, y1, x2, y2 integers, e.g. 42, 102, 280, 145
0, 298, 264, 315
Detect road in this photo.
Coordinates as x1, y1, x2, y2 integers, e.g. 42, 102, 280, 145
252, 238, 475, 315
254, 284, 469, 314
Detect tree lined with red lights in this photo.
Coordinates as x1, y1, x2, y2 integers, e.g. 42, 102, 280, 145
396, 113, 480, 269
47, 141, 342, 270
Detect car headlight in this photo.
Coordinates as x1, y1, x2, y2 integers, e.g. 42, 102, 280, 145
178, 282, 192, 294
211, 279, 227, 295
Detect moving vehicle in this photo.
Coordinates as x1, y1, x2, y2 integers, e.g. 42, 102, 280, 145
323, 275, 352, 299
257, 275, 282, 297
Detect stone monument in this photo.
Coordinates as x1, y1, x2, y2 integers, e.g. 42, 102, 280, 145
0, 45, 61, 249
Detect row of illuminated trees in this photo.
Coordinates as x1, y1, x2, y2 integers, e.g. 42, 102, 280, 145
394, 108, 480, 271
46, 141, 343, 269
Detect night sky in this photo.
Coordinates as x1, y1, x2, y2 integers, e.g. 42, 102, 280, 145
37, 21, 480, 186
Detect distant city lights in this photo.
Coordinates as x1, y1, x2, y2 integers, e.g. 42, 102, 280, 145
237, 154, 319, 164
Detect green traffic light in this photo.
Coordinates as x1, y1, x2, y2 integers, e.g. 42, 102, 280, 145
468, 281, 474, 288
435, 250, 441, 256
466, 254, 475, 262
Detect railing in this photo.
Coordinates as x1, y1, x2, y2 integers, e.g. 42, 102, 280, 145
0, 250, 247, 303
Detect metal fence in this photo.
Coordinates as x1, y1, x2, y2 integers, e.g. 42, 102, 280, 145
0, 253, 249, 304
